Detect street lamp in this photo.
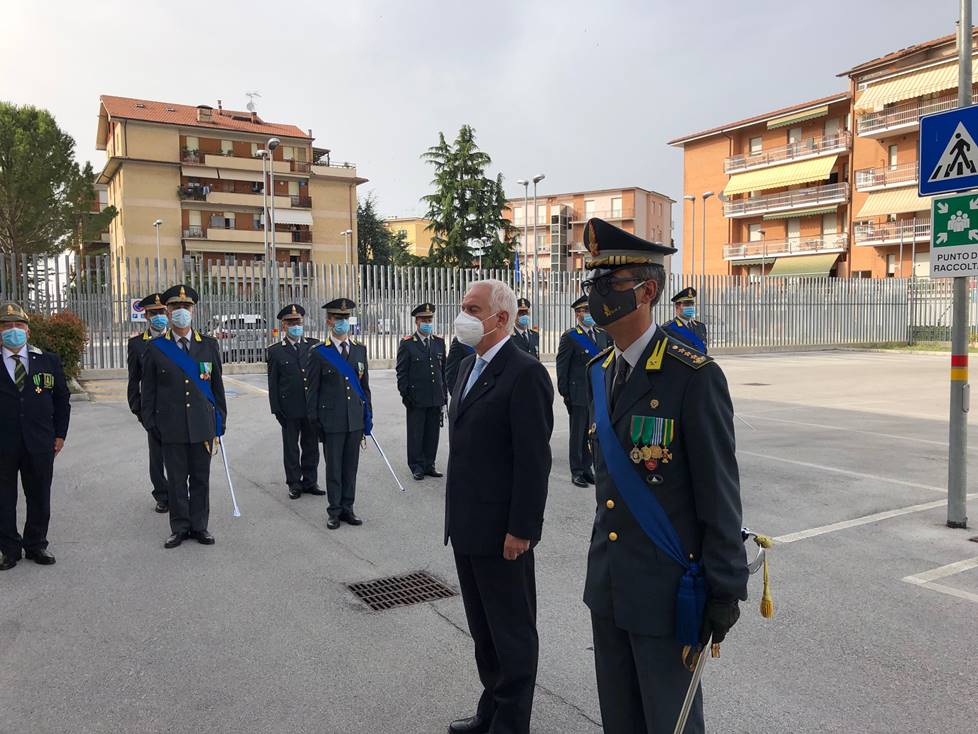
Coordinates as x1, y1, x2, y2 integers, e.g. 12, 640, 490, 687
701, 192, 713, 283
517, 179, 529, 281
152, 219, 163, 287
341, 229, 353, 265
532, 174, 545, 315
265, 137, 281, 323
683, 195, 695, 281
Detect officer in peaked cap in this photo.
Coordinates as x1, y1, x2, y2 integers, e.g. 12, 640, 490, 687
663, 286, 709, 355
511, 297, 540, 359
555, 294, 611, 487
396, 302, 447, 481
127, 293, 170, 513
580, 218, 747, 733
140, 284, 227, 549
306, 297, 371, 529
267, 304, 323, 500
0, 302, 71, 571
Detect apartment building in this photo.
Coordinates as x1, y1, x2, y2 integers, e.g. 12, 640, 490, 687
80, 182, 112, 255
670, 30, 978, 279
95, 95, 366, 282
383, 217, 434, 257
502, 187, 674, 272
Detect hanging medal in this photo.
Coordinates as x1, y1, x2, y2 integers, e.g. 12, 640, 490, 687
629, 415, 644, 463
640, 416, 655, 461
661, 418, 674, 464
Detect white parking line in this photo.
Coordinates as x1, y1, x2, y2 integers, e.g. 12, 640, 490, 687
738, 413, 956, 449
902, 557, 978, 605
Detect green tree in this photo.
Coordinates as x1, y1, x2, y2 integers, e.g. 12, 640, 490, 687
0, 102, 116, 259
357, 193, 417, 266
421, 125, 515, 268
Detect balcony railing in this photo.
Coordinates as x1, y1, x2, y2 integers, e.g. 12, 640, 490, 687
723, 182, 848, 218
568, 208, 636, 223
183, 225, 205, 238
289, 160, 311, 173
290, 195, 312, 208
854, 219, 931, 246
724, 132, 852, 174
177, 186, 207, 201
854, 161, 919, 191
857, 93, 978, 137
723, 233, 848, 260
181, 150, 202, 164
290, 230, 313, 243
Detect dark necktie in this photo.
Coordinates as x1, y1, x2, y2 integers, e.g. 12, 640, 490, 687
341, 341, 349, 359
611, 356, 630, 411
180, 337, 190, 353
12, 353, 25, 392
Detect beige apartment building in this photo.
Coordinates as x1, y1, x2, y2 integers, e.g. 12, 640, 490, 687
95, 95, 366, 280
670, 30, 978, 279
383, 217, 434, 257
502, 187, 674, 272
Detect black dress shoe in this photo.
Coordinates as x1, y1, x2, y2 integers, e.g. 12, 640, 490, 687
448, 715, 490, 734
412, 470, 425, 480
189, 530, 215, 545
326, 516, 341, 530
583, 472, 596, 485
154, 501, 169, 513
164, 532, 187, 549
302, 485, 326, 496
425, 468, 444, 478
25, 549, 56, 565
571, 474, 589, 487
341, 511, 363, 526
288, 487, 302, 499
0, 554, 18, 571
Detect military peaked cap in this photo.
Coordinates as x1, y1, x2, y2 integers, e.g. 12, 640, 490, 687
671, 287, 697, 303
277, 303, 306, 320
517, 297, 531, 310
162, 284, 199, 305
571, 295, 589, 310
583, 217, 676, 270
138, 293, 166, 310
323, 298, 356, 316
412, 303, 436, 317
0, 302, 29, 323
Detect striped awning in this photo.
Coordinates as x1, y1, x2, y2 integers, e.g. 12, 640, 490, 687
762, 205, 839, 221
767, 253, 839, 278
273, 209, 313, 226
857, 188, 930, 218
768, 105, 829, 129
217, 168, 264, 183
181, 165, 218, 179
724, 156, 838, 196
855, 57, 978, 112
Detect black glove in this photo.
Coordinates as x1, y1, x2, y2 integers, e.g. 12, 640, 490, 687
402, 396, 414, 409
700, 598, 740, 645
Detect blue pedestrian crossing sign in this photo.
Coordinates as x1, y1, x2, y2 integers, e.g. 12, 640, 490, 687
920, 106, 978, 196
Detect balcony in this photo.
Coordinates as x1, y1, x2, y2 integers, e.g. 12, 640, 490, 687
724, 132, 851, 174
201, 153, 291, 174
857, 93, 978, 138
568, 208, 636, 224
723, 233, 848, 260
177, 186, 207, 201
854, 161, 918, 191
183, 225, 205, 238
290, 230, 313, 243
723, 182, 848, 218
854, 219, 930, 247
204, 190, 291, 208
290, 195, 312, 208
290, 160, 311, 173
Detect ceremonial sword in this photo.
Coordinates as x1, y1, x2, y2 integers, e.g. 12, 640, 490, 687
218, 437, 242, 517
370, 434, 405, 492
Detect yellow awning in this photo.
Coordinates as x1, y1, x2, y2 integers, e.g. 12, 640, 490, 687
857, 189, 930, 218
768, 253, 839, 278
724, 156, 837, 196
855, 57, 978, 112
768, 105, 829, 129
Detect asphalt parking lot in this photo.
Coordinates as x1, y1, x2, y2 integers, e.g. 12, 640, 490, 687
2, 350, 977, 734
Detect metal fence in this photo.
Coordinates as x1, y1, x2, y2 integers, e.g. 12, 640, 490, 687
0, 254, 973, 369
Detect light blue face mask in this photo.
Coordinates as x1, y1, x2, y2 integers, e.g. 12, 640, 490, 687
2, 327, 27, 349
517, 314, 531, 329
418, 322, 433, 336
170, 308, 192, 328
581, 314, 595, 328
149, 314, 169, 332
682, 306, 696, 319
287, 324, 304, 339
332, 319, 350, 336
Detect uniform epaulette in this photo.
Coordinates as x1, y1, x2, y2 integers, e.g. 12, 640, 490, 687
402, 335, 413, 341
532, 326, 540, 332
665, 336, 713, 369
267, 340, 281, 349
587, 345, 614, 368
28, 345, 43, 355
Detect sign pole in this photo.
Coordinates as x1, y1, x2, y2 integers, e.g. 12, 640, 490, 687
949, 0, 972, 529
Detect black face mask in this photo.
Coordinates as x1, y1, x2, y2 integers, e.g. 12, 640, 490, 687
587, 277, 647, 327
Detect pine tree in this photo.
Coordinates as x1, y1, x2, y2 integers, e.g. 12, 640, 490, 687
356, 193, 417, 266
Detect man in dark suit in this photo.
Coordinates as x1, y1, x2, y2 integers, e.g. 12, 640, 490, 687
445, 279, 554, 734
140, 285, 227, 549
266, 303, 323, 500
0, 302, 70, 571
555, 295, 610, 487
127, 292, 170, 513
307, 298, 370, 530
663, 286, 709, 354
396, 302, 447, 480
445, 337, 474, 396
510, 297, 539, 359
581, 219, 747, 734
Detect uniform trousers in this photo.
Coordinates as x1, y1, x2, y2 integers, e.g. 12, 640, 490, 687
405, 406, 441, 473
162, 442, 212, 535
453, 548, 538, 734
567, 403, 593, 477
146, 429, 168, 503
322, 430, 362, 517
279, 416, 319, 490
0, 440, 54, 557
590, 611, 704, 734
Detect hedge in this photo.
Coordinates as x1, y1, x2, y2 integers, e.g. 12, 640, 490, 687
27, 311, 88, 380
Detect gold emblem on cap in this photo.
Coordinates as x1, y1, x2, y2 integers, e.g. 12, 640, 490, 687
6, 305, 13, 315
179, 286, 187, 299
154, 295, 161, 306
291, 305, 298, 315
588, 222, 599, 256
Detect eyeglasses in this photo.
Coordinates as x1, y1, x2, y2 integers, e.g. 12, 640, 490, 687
581, 275, 646, 297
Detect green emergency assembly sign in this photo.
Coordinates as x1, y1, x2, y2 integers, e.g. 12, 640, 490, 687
930, 191, 978, 277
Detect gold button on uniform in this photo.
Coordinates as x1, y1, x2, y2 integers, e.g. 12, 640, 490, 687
608, 532, 618, 542
606, 499, 615, 509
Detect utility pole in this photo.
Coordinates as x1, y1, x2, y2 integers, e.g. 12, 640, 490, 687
684, 195, 696, 282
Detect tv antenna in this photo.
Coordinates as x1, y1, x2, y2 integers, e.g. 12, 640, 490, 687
245, 91, 261, 113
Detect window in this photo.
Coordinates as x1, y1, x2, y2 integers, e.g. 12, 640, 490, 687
822, 212, 838, 235
297, 147, 307, 162
224, 211, 235, 230
748, 223, 763, 242
913, 251, 930, 277
251, 142, 259, 157
188, 210, 201, 227
786, 218, 801, 242
787, 127, 802, 146
886, 253, 897, 277
824, 118, 841, 139
288, 181, 300, 196
537, 205, 546, 225
97, 189, 108, 207
514, 207, 524, 225
282, 146, 295, 161
611, 197, 622, 218
749, 137, 762, 155
584, 200, 596, 219
535, 232, 547, 247
185, 136, 199, 151
220, 139, 233, 155
888, 144, 898, 169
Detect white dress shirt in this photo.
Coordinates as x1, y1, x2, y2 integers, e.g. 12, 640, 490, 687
613, 321, 659, 370
3, 345, 29, 382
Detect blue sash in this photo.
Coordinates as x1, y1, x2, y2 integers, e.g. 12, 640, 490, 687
664, 320, 706, 353
151, 336, 224, 437
589, 357, 706, 647
315, 343, 373, 436
569, 328, 599, 358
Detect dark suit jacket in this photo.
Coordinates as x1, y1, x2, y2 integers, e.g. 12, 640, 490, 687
140, 330, 227, 445
396, 334, 447, 408
306, 338, 371, 434
266, 336, 320, 419
555, 325, 611, 407
0, 346, 70, 454
583, 329, 747, 636
126, 329, 158, 419
511, 328, 540, 359
444, 338, 554, 556
445, 338, 474, 397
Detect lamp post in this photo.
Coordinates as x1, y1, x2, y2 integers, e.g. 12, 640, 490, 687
341, 229, 353, 265
152, 219, 162, 285
266, 137, 281, 325
683, 195, 695, 282
517, 179, 529, 283
701, 192, 713, 284
532, 173, 545, 316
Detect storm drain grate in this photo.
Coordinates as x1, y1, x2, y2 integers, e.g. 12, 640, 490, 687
347, 571, 457, 611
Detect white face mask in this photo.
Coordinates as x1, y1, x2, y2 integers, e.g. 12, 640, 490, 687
454, 310, 498, 347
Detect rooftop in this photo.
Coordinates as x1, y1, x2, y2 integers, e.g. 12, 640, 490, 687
505, 186, 676, 203
838, 29, 976, 77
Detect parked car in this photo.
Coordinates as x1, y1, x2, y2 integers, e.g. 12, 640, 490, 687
210, 314, 267, 363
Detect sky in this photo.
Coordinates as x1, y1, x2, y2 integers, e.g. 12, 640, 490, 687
2, 0, 959, 245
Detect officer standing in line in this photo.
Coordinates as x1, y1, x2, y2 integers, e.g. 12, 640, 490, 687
663, 287, 709, 354
0, 302, 70, 571
580, 219, 747, 733
307, 298, 370, 530
445, 337, 474, 396
555, 295, 610, 487
140, 285, 227, 549
266, 304, 324, 500
511, 297, 540, 359
127, 293, 170, 513
396, 303, 447, 481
